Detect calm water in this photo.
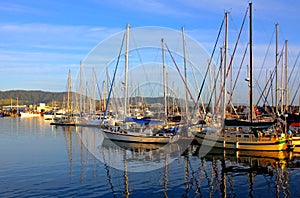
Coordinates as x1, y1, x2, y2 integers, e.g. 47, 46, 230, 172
1, 117, 300, 197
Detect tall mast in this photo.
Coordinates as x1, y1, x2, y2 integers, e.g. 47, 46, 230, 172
249, 2, 253, 122
275, 23, 279, 115
124, 24, 130, 117
182, 27, 189, 120
222, 11, 229, 125
79, 61, 83, 116
162, 38, 168, 119
285, 40, 289, 112
102, 80, 107, 112
67, 69, 72, 114
218, 47, 223, 115
281, 50, 284, 112
265, 69, 268, 112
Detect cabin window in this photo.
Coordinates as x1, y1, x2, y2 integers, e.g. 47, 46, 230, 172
244, 135, 250, 138
237, 135, 241, 138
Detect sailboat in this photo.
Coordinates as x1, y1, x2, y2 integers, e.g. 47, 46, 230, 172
100, 24, 180, 144
50, 69, 76, 126
193, 3, 293, 151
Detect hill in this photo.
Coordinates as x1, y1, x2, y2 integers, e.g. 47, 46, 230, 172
0, 90, 67, 106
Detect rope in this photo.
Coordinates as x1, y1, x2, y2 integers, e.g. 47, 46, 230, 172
101, 32, 126, 123
227, 44, 248, 108
165, 42, 201, 117
194, 16, 225, 113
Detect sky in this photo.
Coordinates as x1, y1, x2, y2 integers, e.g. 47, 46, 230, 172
0, 0, 299, 104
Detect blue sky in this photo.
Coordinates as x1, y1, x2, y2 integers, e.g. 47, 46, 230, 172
0, 0, 299, 101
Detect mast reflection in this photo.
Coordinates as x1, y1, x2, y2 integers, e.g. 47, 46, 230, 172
60, 125, 296, 197
191, 144, 292, 197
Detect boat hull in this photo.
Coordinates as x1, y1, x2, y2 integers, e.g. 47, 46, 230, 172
292, 136, 300, 152
101, 129, 177, 144
194, 132, 289, 151
43, 114, 54, 120
20, 112, 40, 118
225, 119, 274, 127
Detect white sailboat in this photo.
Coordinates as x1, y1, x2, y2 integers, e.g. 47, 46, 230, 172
100, 24, 179, 144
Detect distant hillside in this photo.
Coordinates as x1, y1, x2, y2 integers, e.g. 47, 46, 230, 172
0, 90, 67, 106
0, 90, 199, 109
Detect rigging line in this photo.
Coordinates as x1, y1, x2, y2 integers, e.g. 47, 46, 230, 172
92, 67, 102, 111
254, 66, 280, 114
288, 51, 300, 95
290, 81, 300, 105
185, 40, 207, 114
254, 77, 275, 116
201, 44, 224, 120
131, 31, 152, 89
255, 45, 284, 105
274, 47, 289, 107
213, 6, 248, 119
194, 16, 225, 109
257, 28, 275, 80
255, 66, 277, 115
106, 65, 120, 116
291, 72, 300, 105
290, 71, 299, 104
227, 42, 248, 107
165, 42, 201, 117
131, 32, 157, 99
255, 64, 276, 106
204, 55, 223, 119
101, 32, 126, 123
265, 73, 277, 115
225, 6, 248, 80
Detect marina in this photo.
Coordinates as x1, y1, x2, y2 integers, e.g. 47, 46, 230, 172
0, 1, 299, 197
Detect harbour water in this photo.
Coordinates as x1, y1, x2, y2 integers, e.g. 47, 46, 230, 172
1, 117, 300, 197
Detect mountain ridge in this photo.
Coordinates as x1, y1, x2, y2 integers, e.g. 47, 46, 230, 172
0, 90, 67, 106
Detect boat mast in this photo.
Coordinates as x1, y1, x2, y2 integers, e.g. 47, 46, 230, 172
67, 69, 72, 114
222, 11, 229, 126
285, 40, 289, 112
79, 61, 83, 116
249, 2, 253, 122
218, 47, 223, 115
182, 27, 189, 120
281, 48, 284, 112
275, 23, 279, 115
124, 24, 130, 117
102, 80, 107, 113
162, 38, 168, 119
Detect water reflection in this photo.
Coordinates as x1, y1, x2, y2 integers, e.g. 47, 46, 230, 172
191, 145, 292, 197
57, 125, 299, 197
76, 127, 186, 172
2, 118, 300, 197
